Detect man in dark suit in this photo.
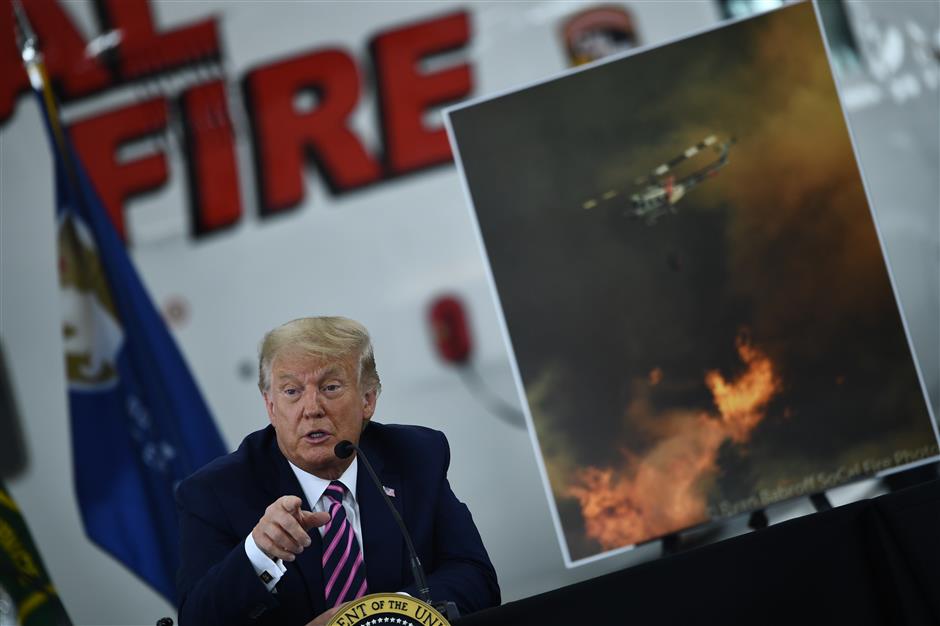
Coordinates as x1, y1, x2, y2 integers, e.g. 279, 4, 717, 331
176, 317, 500, 625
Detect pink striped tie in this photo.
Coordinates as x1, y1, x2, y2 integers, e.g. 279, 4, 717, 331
321, 481, 368, 607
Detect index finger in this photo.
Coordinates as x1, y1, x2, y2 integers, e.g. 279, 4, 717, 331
300, 510, 331, 530
269, 507, 313, 551
278, 495, 304, 517
275, 496, 313, 539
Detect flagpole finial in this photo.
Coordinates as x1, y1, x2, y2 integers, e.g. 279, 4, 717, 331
11, 0, 46, 90
11, 0, 38, 62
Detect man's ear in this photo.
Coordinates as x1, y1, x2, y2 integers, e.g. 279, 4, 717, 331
362, 388, 377, 422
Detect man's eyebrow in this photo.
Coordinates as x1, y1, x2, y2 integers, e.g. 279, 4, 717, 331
320, 366, 346, 379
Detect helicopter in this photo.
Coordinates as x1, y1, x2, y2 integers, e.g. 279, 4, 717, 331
582, 134, 735, 225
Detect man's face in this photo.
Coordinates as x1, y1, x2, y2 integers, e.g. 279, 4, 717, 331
263, 350, 376, 479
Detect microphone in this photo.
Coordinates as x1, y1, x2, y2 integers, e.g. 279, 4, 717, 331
334, 440, 432, 604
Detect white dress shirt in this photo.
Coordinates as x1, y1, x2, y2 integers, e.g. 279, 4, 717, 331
244, 458, 363, 592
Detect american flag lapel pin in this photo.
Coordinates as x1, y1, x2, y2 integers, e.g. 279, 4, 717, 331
383, 485, 396, 498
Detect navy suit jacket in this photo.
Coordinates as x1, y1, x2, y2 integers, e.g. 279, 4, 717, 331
176, 422, 500, 625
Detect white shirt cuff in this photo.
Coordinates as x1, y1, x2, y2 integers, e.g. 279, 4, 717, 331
244, 533, 287, 592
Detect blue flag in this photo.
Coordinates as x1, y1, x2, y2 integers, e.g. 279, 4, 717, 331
32, 71, 227, 602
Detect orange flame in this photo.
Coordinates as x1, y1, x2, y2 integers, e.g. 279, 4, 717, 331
705, 335, 781, 444
566, 334, 781, 550
648, 367, 663, 386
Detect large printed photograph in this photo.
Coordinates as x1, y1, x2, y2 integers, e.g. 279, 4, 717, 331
447, 2, 939, 564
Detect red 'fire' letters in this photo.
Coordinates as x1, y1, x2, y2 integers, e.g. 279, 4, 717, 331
97, 0, 220, 80
371, 11, 472, 175
69, 99, 169, 239
245, 49, 383, 214
181, 80, 242, 235
2, 2, 474, 241
0, 0, 220, 122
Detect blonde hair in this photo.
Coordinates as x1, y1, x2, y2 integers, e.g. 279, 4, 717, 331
258, 317, 381, 395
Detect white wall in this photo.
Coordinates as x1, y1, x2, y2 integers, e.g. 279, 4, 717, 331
0, 2, 935, 625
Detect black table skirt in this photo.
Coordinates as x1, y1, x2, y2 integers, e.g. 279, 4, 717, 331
457, 479, 940, 626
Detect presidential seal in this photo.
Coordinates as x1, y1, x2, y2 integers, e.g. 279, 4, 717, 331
327, 593, 450, 626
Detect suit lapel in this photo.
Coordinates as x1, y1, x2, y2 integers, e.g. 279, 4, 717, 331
358, 435, 404, 593
261, 430, 326, 616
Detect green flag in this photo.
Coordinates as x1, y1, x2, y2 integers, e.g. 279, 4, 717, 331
0, 482, 71, 626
